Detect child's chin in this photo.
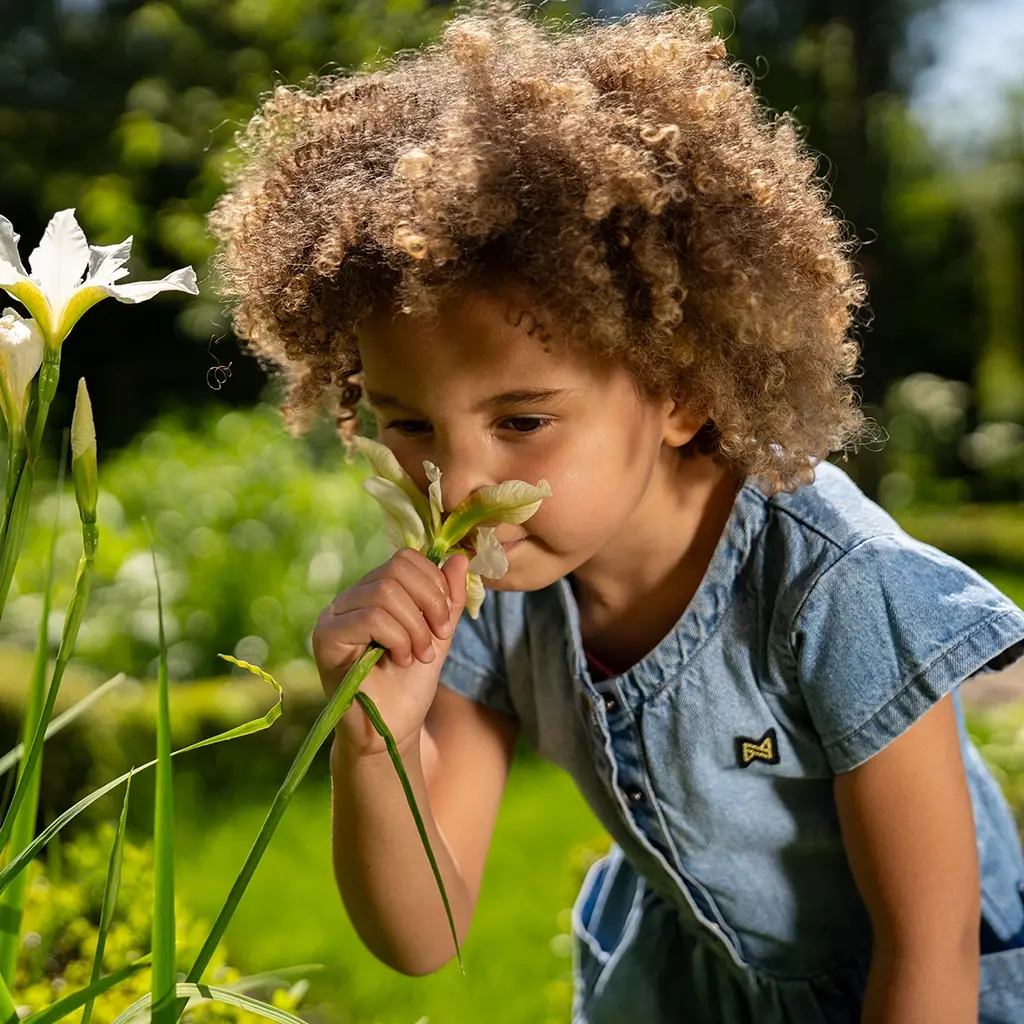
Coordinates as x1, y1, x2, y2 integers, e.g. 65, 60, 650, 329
484, 567, 559, 594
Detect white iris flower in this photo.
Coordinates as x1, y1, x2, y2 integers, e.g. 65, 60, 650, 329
353, 435, 552, 618
0, 209, 199, 347
0, 308, 44, 433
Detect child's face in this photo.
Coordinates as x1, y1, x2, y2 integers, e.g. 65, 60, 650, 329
357, 284, 705, 592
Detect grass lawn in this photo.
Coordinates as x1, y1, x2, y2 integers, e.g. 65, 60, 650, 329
170, 753, 606, 1024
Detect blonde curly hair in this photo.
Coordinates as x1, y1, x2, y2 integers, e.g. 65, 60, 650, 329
208, 0, 868, 493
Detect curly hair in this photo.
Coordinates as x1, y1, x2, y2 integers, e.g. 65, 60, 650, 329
208, 0, 868, 493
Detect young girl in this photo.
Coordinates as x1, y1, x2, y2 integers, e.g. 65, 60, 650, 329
208, 2, 1024, 1020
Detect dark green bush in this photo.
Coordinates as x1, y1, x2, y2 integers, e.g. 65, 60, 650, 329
1, 404, 389, 681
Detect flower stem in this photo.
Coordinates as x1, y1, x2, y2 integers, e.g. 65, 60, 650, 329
175, 643, 386, 1017
0, 513, 95, 857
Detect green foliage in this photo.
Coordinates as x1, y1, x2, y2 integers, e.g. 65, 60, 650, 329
872, 373, 1024, 510
3, 404, 389, 681
967, 704, 1024, 832
12, 823, 306, 1024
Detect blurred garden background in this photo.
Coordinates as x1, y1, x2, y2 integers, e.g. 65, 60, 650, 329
1, 1, 1024, 1022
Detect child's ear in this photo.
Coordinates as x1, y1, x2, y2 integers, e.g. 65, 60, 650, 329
662, 401, 707, 448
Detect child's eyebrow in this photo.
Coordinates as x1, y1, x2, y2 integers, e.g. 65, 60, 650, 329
364, 387, 576, 415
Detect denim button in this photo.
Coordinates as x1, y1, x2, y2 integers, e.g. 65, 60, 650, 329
604, 695, 619, 712
625, 785, 644, 803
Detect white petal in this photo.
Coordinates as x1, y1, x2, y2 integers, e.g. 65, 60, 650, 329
94, 265, 199, 303
86, 237, 134, 285
351, 435, 431, 522
0, 308, 44, 425
0, 214, 28, 279
424, 461, 443, 535
352, 435, 414, 487
464, 572, 486, 619
28, 209, 90, 317
466, 527, 508, 579
362, 477, 427, 551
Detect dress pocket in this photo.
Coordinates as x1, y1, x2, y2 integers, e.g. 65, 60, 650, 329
979, 945, 1024, 1024
570, 843, 648, 1019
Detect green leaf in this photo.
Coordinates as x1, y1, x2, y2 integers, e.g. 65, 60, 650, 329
354, 690, 463, 972
0, 673, 126, 778
81, 772, 133, 1024
114, 982, 309, 1024
146, 526, 176, 1024
0, 973, 16, 1024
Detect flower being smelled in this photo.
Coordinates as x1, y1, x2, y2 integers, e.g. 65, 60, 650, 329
352, 435, 551, 617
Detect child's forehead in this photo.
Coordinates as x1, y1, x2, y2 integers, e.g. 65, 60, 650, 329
357, 287, 622, 397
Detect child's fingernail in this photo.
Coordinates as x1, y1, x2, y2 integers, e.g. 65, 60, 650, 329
423, 647, 436, 662
439, 620, 453, 638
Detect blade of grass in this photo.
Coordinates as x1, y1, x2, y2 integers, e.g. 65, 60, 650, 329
0, 664, 284, 899
114, 982, 311, 1024
145, 525, 176, 1024
355, 690, 462, 971
0, 436, 67, 984
218, 965, 324, 993
0, 971, 15, 1024
0, 673, 127, 779
80, 771, 133, 1024
14, 955, 152, 1024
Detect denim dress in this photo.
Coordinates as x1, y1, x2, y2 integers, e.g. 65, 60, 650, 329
438, 461, 1024, 1023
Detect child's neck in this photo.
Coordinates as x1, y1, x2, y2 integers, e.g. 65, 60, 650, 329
570, 449, 742, 676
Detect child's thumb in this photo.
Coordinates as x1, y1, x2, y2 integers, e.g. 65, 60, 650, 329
441, 552, 469, 626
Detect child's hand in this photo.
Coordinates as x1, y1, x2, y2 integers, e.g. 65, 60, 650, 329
312, 548, 469, 758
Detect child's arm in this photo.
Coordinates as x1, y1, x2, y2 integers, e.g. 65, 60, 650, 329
834, 694, 981, 1023
329, 686, 517, 975
314, 548, 518, 975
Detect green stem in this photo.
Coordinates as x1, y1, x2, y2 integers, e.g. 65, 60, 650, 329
0, 522, 96, 857
0, 350, 60, 624
175, 644, 385, 1018
2, 431, 25, 531
0, 444, 65, 984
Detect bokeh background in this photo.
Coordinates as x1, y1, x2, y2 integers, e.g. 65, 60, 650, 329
1, 2, 1023, 1023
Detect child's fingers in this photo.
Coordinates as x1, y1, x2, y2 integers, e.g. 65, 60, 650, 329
316, 605, 416, 668
441, 553, 469, 619
360, 575, 440, 663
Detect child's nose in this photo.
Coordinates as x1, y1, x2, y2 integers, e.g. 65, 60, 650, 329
432, 442, 495, 512
438, 464, 493, 512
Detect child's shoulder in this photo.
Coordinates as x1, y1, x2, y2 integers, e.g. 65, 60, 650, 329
746, 459, 904, 558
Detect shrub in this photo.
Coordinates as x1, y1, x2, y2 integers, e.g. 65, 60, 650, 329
13, 822, 308, 1024
2, 404, 389, 681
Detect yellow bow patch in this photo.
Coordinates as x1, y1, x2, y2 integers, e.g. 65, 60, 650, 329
735, 728, 780, 769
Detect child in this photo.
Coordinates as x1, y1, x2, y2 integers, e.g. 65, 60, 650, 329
209, 2, 1024, 1020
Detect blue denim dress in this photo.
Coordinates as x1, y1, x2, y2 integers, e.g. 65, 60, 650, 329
438, 461, 1024, 1023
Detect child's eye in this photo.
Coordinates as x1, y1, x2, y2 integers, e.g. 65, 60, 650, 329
385, 419, 432, 436
500, 416, 551, 434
